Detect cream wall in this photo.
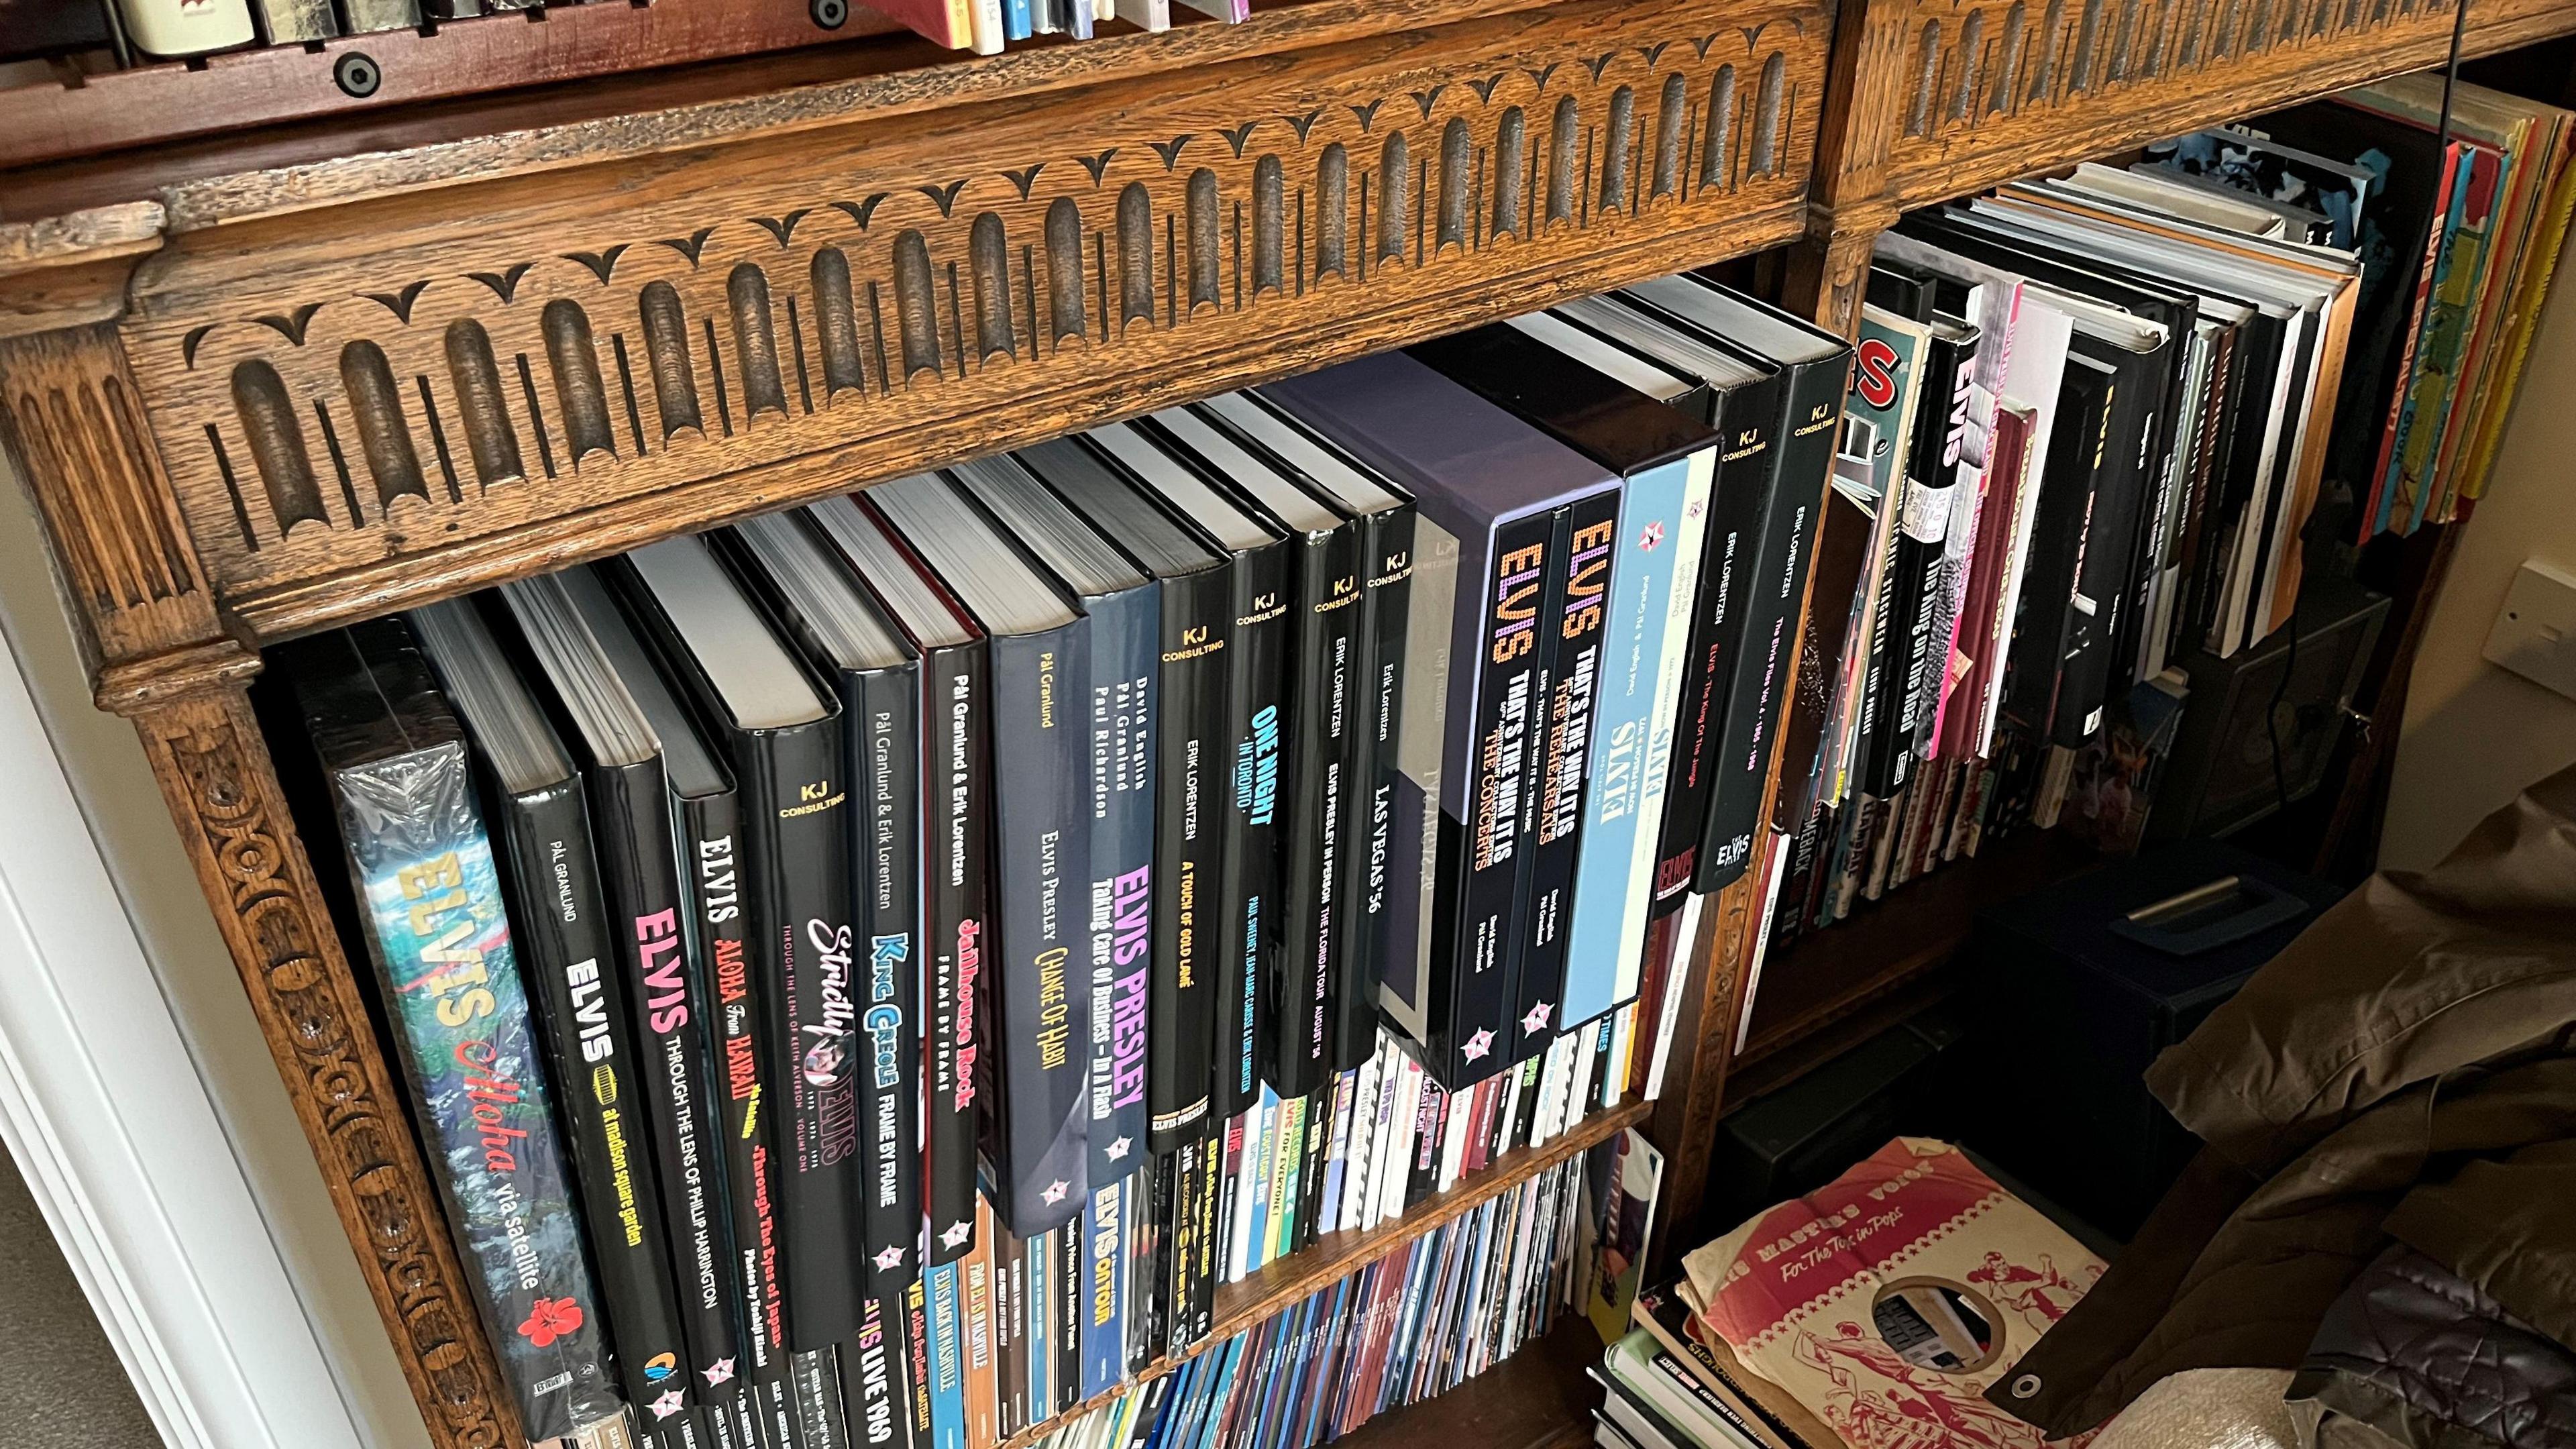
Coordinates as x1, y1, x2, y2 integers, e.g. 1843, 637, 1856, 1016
2382, 221, 2576, 873
0, 457, 433, 1449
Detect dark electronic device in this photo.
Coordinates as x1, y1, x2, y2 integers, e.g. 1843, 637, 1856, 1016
2151, 578, 2389, 841
1960, 839, 2344, 1238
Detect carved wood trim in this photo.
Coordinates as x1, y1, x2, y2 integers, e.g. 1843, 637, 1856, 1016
3, 322, 517, 1448
1838, 0, 2576, 219
107, 0, 1826, 645
136, 688, 523, 1449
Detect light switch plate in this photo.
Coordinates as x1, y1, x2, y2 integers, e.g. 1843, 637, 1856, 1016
2483, 557, 2576, 704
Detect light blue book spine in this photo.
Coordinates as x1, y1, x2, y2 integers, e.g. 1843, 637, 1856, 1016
1560, 455, 1697, 1026
1004, 0, 1033, 40
925, 1260, 967, 1449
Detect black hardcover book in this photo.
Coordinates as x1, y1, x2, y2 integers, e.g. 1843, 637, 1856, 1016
1864, 313, 1975, 796
1016, 435, 1235, 1151
1191, 391, 1422, 1074
408, 600, 702, 1430
1621, 276, 1852, 894
594, 629, 796, 1446
1137, 405, 1362, 1101
2000, 356, 2120, 740
724, 513, 927, 1292
720, 515, 930, 1449
1551, 291, 1784, 910
951, 455, 1160, 1191
873, 472, 1094, 1238
497, 570, 755, 1435
804, 494, 994, 1270
1509, 490, 1613, 1060
1083, 422, 1294, 1126
613, 537, 869, 1352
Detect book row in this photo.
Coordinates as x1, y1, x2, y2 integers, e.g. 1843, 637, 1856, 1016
1023, 1153, 1595, 1449
280, 266, 1860, 1448
1727, 93, 2576, 971
2151, 77, 2576, 538
96, 0, 1241, 65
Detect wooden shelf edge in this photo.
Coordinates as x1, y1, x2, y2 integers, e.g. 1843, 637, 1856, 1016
991, 1097, 1648, 1449
1, 0, 1575, 239
223, 205, 1810, 647
1881, 1, 2576, 213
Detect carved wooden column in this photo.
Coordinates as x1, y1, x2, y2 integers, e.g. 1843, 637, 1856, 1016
1781, 0, 1909, 334
0, 254, 522, 1449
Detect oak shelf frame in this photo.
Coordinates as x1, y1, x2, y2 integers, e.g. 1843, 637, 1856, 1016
9, 0, 2576, 1445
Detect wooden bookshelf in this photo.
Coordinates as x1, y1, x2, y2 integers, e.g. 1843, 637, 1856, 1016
7, 0, 2576, 1444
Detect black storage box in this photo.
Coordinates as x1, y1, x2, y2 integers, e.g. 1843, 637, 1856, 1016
1958, 839, 2345, 1238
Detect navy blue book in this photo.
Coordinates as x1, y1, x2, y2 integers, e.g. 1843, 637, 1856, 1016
1016, 435, 1237, 1153
1083, 422, 1293, 1128
874, 472, 1095, 1237
952, 455, 1159, 1187
1261, 352, 1619, 1089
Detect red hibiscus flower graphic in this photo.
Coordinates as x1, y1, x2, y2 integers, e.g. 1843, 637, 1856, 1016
517, 1297, 586, 1348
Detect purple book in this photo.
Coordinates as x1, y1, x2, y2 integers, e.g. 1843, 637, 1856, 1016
1260, 352, 1617, 1089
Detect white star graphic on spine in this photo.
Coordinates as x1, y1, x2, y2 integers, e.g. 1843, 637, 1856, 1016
873, 1244, 907, 1271
649, 1388, 686, 1420
1106, 1136, 1133, 1161
939, 1219, 973, 1250
1640, 521, 1666, 550
1521, 1002, 1553, 1035
702, 1357, 735, 1387
1462, 1028, 1495, 1061
1042, 1179, 1071, 1205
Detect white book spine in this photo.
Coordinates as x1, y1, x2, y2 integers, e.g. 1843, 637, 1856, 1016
1644, 892, 1703, 1102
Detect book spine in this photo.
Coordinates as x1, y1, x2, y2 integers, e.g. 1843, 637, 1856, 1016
329, 745, 621, 1440
1218, 545, 1292, 1115
925, 641, 994, 1265
684, 790, 798, 1445
1515, 486, 1618, 1055
1697, 366, 1837, 894
792, 1345, 852, 1449
1578, 455, 1704, 1028
851, 664, 927, 1294
593, 758, 743, 1413
1149, 569, 1228, 1151
1430, 508, 1556, 1086
1652, 378, 1780, 910
846, 1287, 912, 1449
1337, 505, 1417, 1069
985, 624, 1093, 1234
1056, 1212, 1084, 1414
925, 1260, 967, 1449
1897, 329, 1976, 765
963, 1223, 998, 1448
1085, 586, 1157, 1182
1275, 527, 1364, 1097
498, 781, 698, 1426
1080, 1174, 1128, 1401
745, 719, 869, 1347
